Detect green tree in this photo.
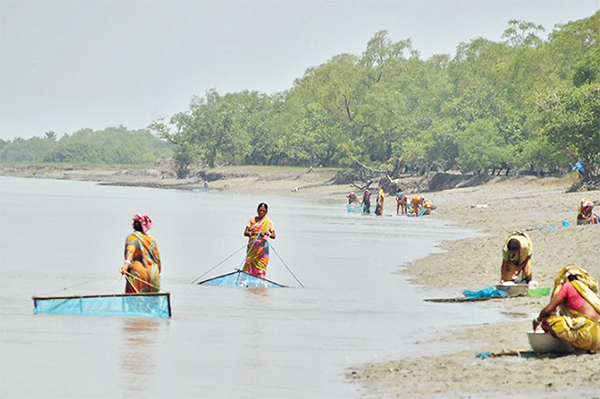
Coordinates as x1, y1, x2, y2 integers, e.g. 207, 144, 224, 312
543, 83, 600, 178
456, 119, 508, 174
502, 19, 545, 47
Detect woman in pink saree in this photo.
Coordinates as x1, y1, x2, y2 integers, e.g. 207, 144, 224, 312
243, 203, 276, 279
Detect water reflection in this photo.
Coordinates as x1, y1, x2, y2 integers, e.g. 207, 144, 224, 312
120, 317, 163, 394
244, 288, 269, 297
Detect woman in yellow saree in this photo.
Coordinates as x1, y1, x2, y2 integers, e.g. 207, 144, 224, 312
243, 203, 276, 279
120, 213, 161, 293
533, 265, 600, 351
375, 189, 385, 215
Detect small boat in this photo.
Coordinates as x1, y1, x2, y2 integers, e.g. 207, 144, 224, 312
33, 292, 171, 318
198, 270, 286, 288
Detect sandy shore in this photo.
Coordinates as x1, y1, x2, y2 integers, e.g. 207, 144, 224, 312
2, 165, 599, 398
348, 177, 600, 399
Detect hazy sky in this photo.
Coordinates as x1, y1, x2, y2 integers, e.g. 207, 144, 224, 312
1, 1, 598, 141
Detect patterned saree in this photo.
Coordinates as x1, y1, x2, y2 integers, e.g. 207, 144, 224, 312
124, 231, 161, 293
544, 266, 600, 351
243, 216, 274, 279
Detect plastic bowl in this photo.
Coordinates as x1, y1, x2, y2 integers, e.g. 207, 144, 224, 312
528, 286, 552, 297
527, 332, 574, 354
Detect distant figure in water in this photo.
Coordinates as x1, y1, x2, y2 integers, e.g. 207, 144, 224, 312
243, 203, 276, 279
362, 189, 371, 214
422, 198, 435, 215
375, 189, 385, 215
411, 195, 435, 216
500, 231, 533, 284
347, 192, 359, 204
396, 192, 408, 215
120, 213, 161, 293
204, 180, 209, 190
577, 198, 599, 225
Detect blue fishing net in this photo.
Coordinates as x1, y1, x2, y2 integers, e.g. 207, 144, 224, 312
33, 293, 171, 318
347, 204, 376, 213
198, 271, 285, 288
462, 286, 508, 298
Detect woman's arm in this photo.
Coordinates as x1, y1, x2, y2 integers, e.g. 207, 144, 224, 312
533, 293, 565, 330
121, 246, 135, 274
500, 260, 510, 283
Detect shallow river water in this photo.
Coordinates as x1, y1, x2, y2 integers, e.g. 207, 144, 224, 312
0, 177, 508, 398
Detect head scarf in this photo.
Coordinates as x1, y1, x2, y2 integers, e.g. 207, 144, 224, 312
580, 198, 594, 210
552, 265, 600, 314
133, 213, 153, 234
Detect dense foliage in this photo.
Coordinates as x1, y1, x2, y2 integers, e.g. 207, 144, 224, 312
0, 126, 173, 165
2, 13, 598, 180
153, 12, 599, 179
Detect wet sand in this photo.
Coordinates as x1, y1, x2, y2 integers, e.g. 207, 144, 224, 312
2, 165, 599, 398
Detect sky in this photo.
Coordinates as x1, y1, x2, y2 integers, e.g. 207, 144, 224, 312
1, 1, 598, 141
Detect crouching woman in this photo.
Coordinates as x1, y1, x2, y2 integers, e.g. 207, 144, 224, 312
533, 265, 600, 351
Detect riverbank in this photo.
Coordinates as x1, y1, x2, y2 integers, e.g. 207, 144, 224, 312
349, 177, 600, 398
2, 165, 599, 397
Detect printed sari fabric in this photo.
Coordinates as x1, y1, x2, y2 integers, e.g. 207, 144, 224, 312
543, 266, 600, 351
125, 231, 161, 293
243, 216, 274, 279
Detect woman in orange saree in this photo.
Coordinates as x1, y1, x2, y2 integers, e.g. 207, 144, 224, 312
243, 203, 276, 279
120, 213, 161, 293
533, 266, 600, 351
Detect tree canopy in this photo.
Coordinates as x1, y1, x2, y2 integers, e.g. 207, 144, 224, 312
0, 126, 172, 165
152, 12, 599, 179
4, 12, 599, 181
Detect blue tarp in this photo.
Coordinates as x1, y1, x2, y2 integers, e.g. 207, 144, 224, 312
198, 270, 286, 288
33, 293, 171, 318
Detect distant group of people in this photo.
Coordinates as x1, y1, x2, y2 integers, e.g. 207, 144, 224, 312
346, 189, 435, 217
345, 188, 600, 352
497, 196, 599, 352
